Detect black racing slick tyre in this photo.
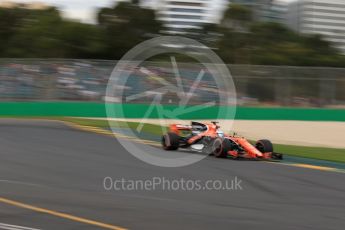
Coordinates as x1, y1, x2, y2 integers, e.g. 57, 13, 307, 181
255, 139, 273, 153
162, 132, 179, 150
213, 138, 231, 158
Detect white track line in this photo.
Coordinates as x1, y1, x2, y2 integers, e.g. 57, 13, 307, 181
0, 223, 40, 230
0, 180, 42, 188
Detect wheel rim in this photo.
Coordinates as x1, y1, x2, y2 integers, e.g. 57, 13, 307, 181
213, 139, 223, 156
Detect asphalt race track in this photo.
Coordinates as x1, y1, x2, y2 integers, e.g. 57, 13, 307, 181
1, 119, 345, 230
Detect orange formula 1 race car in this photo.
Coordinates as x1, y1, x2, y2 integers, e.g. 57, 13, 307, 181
161, 121, 283, 160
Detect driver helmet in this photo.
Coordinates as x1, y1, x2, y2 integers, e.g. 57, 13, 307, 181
217, 130, 224, 138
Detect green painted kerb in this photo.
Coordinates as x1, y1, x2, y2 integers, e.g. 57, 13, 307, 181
0, 102, 345, 121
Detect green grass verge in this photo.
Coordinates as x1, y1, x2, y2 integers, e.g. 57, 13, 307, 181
1, 116, 345, 163
273, 144, 345, 163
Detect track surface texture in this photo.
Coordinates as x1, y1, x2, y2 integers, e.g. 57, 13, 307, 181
0, 119, 344, 230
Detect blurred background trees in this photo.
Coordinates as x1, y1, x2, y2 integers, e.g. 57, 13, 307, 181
216, 3, 344, 66
97, 0, 161, 60
0, 2, 343, 67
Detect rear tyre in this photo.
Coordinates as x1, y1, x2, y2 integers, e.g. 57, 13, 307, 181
162, 132, 179, 150
255, 139, 273, 153
213, 138, 232, 158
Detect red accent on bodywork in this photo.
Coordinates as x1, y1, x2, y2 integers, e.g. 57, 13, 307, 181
228, 150, 238, 158
262, 152, 272, 159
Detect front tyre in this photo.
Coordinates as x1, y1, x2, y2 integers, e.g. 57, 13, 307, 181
255, 139, 273, 153
162, 132, 179, 150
